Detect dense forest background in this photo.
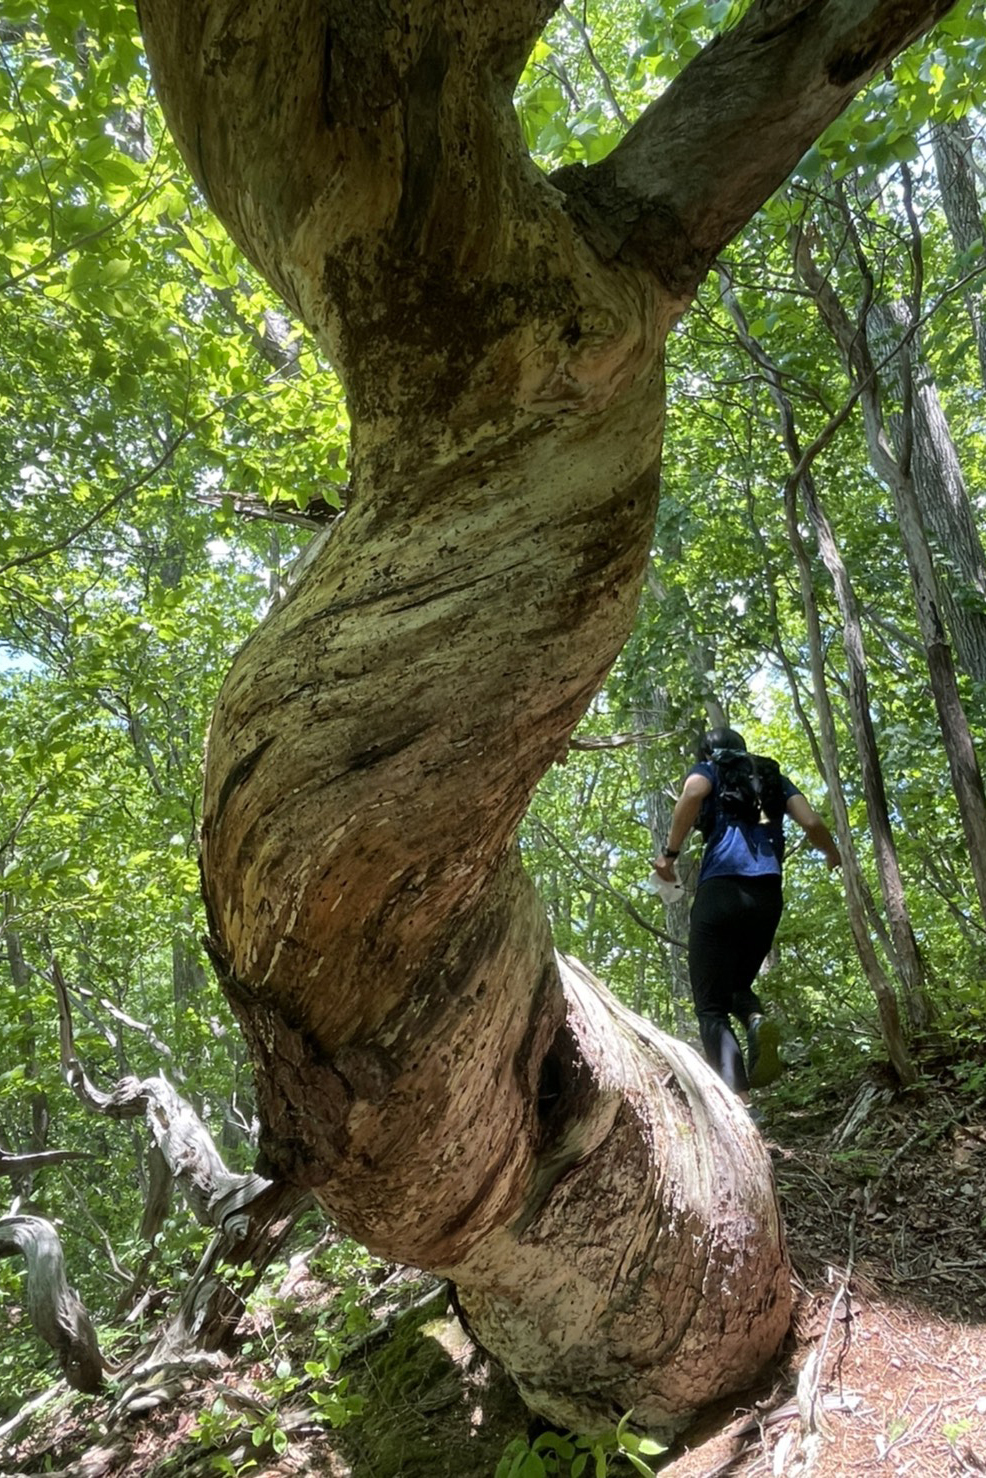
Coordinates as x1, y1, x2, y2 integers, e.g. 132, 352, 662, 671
1, 0, 985, 1470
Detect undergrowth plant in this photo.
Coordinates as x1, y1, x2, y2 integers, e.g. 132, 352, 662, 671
496, 1413, 666, 1478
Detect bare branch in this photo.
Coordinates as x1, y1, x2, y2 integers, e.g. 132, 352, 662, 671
530, 814, 682, 949
559, 3, 630, 130
0, 1215, 104, 1393
568, 729, 671, 751
0, 1149, 90, 1175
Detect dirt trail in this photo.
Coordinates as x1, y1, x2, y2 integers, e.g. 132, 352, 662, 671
666, 1074, 986, 1476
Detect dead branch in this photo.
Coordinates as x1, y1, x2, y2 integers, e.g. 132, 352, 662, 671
0, 1215, 104, 1393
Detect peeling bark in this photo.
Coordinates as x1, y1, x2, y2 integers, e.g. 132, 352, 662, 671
136, 0, 960, 1436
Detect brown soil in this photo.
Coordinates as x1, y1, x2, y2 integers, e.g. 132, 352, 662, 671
5, 1073, 986, 1478
664, 1073, 986, 1477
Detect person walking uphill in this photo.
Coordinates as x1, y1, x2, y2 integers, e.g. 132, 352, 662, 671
653, 728, 841, 1104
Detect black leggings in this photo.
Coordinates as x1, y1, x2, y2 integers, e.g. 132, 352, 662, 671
688, 875, 784, 1094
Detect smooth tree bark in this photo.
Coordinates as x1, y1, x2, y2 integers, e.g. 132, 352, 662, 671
137, 0, 959, 1436
932, 118, 986, 389
720, 274, 920, 1070
867, 296, 986, 686
794, 223, 986, 938
0, 1214, 104, 1394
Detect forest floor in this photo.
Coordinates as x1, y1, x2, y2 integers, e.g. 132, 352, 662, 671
665, 1064, 986, 1478
4, 1063, 986, 1478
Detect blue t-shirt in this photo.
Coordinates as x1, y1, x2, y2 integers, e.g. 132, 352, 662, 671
690, 760, 802, 885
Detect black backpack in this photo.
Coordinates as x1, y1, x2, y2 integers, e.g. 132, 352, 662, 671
710, 747, 786, 827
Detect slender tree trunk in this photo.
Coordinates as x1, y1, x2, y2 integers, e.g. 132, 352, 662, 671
932, 118, 986, 389
720, 274, 924, 1055
794, 225, 986, 936
2, 905, 51, 1200
172, 920, 209, 1014
777, 504, 917, 1074
633, 692, 691, 1035
867, 297, 986, 685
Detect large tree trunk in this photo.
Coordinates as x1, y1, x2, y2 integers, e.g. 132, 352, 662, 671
137, 0, 959, 1437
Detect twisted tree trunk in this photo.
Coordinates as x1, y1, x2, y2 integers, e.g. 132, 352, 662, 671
138, 0, 958, 1437
0, 1216, 103, 1394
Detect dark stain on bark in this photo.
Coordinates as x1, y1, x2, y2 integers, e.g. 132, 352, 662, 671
396, 24, 449, 253
511, 958, 563, 1099
348, 728, 424, 771
193, 123, 214, 208
319, 9, 403, 125
211, 735, 276, 829
827, 43, 882, 87
438, 1152, 511, 1242
322, 248, 572, 426
551, 160, 705, 297
533, 1023, 597, 1146
334, 1041, 396, 1103
221, 978, 353, 1187
384, 874, 521, 1054
321, 23, 334, 127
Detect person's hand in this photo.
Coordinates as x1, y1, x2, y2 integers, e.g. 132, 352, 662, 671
652, 856, 677, 883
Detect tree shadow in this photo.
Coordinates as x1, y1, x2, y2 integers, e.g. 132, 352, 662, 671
334, 1295, 529, 1478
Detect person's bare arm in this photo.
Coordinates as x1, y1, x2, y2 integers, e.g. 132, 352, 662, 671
652, 772, 711, 880
787, 792, 841, 869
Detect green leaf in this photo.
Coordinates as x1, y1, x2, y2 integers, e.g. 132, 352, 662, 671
533, 1431, 575, 1458
637, 1437, 666, 1456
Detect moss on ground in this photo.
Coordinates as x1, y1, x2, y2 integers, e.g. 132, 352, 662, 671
339, 1294, 527, 1477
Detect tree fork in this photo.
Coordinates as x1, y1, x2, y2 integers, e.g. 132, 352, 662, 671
138, 0, 961, 1436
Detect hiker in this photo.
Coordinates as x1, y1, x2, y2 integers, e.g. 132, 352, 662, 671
653, 727, 841, 1103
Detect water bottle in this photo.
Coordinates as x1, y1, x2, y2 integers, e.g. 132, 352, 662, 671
643, 869, 684, 905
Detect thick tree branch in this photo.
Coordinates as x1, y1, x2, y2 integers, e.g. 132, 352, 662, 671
555, 0, 958, 296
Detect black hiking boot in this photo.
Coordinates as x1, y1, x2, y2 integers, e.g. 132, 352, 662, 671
747, 1014, 782, 1089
